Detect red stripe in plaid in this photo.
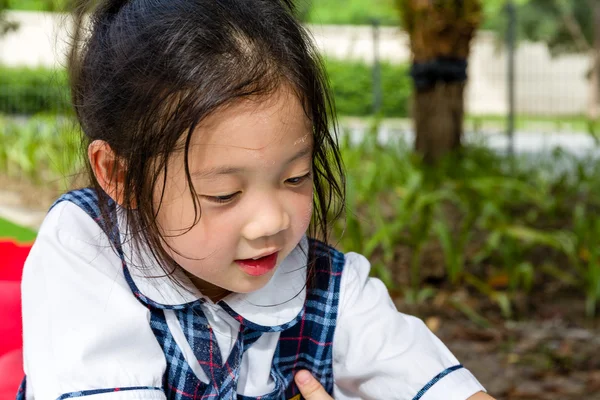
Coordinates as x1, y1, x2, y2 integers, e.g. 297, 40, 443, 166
292, 313, 306, 374
167, 384, 196, 398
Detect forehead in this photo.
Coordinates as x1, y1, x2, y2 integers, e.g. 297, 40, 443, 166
191, 87, 312, 152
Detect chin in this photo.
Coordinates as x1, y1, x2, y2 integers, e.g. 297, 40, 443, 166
233, 275, 274, 294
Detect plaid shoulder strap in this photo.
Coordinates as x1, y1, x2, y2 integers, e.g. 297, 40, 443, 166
50, 187, 118, 240
272, 239, 345, 399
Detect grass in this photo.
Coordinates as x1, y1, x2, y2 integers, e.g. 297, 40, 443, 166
304, 0, 399, 26
0, 217, 36, 243
466, 115, 600, 133
339, 114, 600, 135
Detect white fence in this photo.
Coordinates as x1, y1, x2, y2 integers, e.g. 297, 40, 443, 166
0, 11, 592, 116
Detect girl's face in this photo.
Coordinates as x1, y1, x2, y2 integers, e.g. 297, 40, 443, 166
155, 87, 314, 300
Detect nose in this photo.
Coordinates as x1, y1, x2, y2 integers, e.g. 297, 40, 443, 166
242, 196, 291, 241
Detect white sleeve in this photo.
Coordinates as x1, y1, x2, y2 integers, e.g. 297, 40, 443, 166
332, 253, 486, 400
21, 202, 167, 400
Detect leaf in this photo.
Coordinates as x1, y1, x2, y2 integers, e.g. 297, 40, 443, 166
416, 287, 436, 304
434, 219, 463, 284
449, 296, 491, 328
493, 292, 513, 319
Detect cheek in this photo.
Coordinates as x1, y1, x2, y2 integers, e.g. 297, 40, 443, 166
291, 188, 314, 233
165, 202, 242, 258
156, 194, 197, 237
154, 189, 207, 260
153, 165, 195, 232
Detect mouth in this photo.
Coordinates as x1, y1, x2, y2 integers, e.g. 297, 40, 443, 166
235, 252, 279, 277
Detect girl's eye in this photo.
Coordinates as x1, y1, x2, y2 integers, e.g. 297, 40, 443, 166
204, 192, 240, 204
286, 172, 312, 185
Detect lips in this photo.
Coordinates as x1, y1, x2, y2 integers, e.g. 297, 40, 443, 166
235, 252, 279, 276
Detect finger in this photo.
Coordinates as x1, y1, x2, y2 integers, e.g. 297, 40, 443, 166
294, 370, 333, 400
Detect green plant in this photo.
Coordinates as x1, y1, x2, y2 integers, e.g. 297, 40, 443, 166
304, 0, 399, 26
6, 0, 70, 11
0, 62, 411, 118
325, 59, 411, 118
336, 122, 600, 318
4, 107, 600, 319
572, 204, 600, 316
0, 66, 71, 115
0, 115, 83, 189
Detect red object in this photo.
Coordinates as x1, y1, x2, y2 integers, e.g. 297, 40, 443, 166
0, 241, 32, 399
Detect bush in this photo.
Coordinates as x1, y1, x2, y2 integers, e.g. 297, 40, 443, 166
337, 128, 600, 317
6, 0, 70, 11
325, 58, 412, 118
0, 62, 412, 118
0, 114, 82, 188
0, 67, 71, 115
303, 0, 399, 26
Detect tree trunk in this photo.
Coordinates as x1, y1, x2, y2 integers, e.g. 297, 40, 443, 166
397, 0, 481, 163
414, 82, 464, 163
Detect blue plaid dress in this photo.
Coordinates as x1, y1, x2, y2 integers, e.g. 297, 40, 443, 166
18, 188, 343, 400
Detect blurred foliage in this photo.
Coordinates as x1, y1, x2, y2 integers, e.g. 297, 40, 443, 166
336, 121, 600, 317
0, 67, 71, 115
3, 116, 600, 318
0, 62, 412, 117
482, 0, 595, 56
299, 0, 526, 29
5, 0, 593, 58
3, 0, 599, 318
517, 0, 593, 56
0, 115, 82, 190
325, 59, 411, 117
0, 0, 18, 36
480, 0, 529, 30
299, 0, 400, 26
6, 0, 70, 11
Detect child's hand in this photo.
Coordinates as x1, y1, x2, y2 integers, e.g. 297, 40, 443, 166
294, 370, 333, 399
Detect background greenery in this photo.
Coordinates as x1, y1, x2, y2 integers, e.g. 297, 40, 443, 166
2, 115, 600, 318
3, 0, 527, 29
0, 66, 70, 115
0, 217, 36, 242
0, 61, 412, 118
339, 124, 600, 318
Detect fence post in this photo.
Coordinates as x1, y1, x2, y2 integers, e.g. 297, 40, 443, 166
372, 18, 382, 116
506, 0, 516, 156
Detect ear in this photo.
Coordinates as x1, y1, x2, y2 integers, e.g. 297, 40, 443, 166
88, 140, 129, 207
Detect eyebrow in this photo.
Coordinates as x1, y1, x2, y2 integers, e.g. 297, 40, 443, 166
191, 145, 313, 180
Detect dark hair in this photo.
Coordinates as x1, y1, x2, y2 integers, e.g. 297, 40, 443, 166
69, 0, 345, 285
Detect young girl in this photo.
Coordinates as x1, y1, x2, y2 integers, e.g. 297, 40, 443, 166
19, 1, 493, 399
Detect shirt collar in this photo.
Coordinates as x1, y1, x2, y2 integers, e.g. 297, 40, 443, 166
117, 207, 307, 328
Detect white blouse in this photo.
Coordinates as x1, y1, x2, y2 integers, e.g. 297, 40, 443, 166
21, 201, 485, 400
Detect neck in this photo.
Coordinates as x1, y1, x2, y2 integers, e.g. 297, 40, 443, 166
183, 271, 231, 303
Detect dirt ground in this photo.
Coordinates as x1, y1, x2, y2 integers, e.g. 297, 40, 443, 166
399, 288, 600, 399
2, 174, 599, 399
